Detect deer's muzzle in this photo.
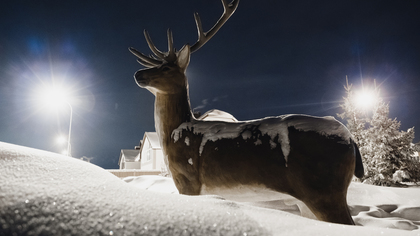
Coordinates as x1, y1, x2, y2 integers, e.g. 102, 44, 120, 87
134, 70, 148, 87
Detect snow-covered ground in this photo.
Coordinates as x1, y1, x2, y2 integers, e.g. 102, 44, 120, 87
1, 141, 419, 235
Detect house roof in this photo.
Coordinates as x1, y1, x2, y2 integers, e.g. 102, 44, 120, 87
198, 109, 238, 122
118, 149, 140, 166
144, 132, 161, 149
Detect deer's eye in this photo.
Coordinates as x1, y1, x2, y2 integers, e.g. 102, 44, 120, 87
162, 66, 171, 72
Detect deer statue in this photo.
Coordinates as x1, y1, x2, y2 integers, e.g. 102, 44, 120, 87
129, 0, 364, 225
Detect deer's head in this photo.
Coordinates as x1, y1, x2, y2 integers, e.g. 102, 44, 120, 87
129, 0, 240, 95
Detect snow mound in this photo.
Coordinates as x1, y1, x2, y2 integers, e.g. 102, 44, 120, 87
1, 141, 418, 235
346, 181, 420, 231
123, 175, 179, 194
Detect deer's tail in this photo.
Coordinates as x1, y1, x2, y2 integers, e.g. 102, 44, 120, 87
353, 143, 364, 178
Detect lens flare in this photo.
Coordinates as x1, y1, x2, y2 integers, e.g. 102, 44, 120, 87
35, 84, 72, 111
354, 89, 378, 110
56, 135, 67, 144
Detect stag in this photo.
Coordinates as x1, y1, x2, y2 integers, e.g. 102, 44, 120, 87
129, 0, 364, 225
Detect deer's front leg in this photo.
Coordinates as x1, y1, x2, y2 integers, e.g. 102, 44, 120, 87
166, 134, 203, 195
173, 173, 201, 195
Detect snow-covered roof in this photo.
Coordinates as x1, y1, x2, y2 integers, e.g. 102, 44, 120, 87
118, 149, 140, 166
144, 132, 161, 149
198, 109, 238, 122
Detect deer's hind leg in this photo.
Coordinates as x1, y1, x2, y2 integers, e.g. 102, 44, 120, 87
303, 192, 354, 225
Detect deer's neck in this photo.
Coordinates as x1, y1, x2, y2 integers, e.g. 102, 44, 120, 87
154, 88, 193, 146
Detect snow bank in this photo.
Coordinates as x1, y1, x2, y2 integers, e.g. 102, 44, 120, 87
126, 174, 420, 232
123, 175, 179, 194
1, 141, 418, 235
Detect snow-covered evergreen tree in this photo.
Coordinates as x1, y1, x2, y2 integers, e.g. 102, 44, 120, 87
337, 83, 368, 146
338, 81, 419, 185
414, 141, 420, 152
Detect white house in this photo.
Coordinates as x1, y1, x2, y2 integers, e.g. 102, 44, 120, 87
118, 149, 141, 169
136, 132, 165, 171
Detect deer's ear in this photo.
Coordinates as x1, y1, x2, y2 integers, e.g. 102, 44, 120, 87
177, 44, 191, 71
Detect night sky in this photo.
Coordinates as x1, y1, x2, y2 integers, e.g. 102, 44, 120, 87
1, 0, 419, 169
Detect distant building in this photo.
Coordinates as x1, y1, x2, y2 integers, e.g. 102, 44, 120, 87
136, 132, 165, 171
118, 149, 141, 169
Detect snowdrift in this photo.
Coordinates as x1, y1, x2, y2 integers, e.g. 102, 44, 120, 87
1, 141, 419, 235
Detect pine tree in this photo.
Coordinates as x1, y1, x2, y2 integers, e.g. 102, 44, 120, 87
338, 80, 371, 182
338, 80, 419, 185
337, 82, 368, 148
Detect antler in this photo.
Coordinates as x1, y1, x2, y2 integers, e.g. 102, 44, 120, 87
129, 46, 162, 68
190, 0, 240, 53
129, 29, 177, 67
129, 0, 239, 66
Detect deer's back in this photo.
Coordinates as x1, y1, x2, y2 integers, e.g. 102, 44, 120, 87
167, 114, 356, 199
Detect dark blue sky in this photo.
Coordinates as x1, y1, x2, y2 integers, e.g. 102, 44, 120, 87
1, 0, 419, 169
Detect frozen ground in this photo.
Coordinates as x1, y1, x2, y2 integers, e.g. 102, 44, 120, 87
1, 141, 419, 235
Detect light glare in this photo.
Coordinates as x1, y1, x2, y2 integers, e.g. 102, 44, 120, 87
36, 84, 72, 110
56, 135, 67, 144
354, 89, 378, 110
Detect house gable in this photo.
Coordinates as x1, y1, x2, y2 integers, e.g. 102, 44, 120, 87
118, 149, 140, 170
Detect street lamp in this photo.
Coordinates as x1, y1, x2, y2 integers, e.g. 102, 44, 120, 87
351, 78, 380, 112
354, 89, 378, 111
56, 135, 68, 155
36, 84, 74, 156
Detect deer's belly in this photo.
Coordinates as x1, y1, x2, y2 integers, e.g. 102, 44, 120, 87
199, 184, 292, 202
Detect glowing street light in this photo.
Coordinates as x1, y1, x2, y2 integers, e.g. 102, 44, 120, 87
36, 84, 74, 156
56, 135, 71, 156
354, 89, 379, 111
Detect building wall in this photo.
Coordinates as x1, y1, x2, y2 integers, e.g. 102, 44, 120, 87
141, 139, 153, 170
124, 161, 141, 169
140, 150, 163, 170
141, 160, 153, 170
140, 139, 165, 170
154, 150, 165, 170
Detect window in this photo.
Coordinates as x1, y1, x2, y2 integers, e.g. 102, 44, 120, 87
146, 148, 151, 161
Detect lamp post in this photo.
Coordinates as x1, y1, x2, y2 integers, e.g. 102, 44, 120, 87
66, 102, 73, 157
